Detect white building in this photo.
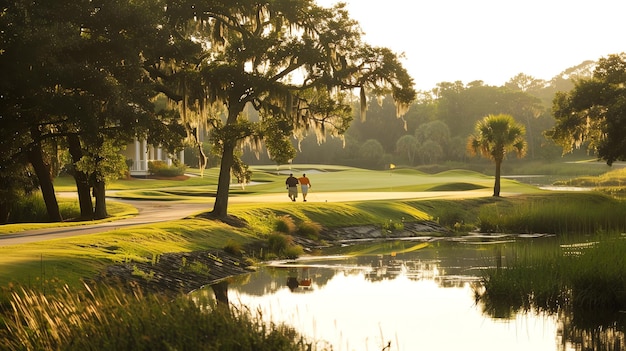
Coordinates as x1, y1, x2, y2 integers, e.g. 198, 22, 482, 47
122, 138, 185, 176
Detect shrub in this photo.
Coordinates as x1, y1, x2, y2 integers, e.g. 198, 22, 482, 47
148, 160, 187, 177
297, 221, 322, 240
283, 245, 305, 259
267, 232, 293, 256
5, 193, 81, 223
223, 240, 243, 257
274, 215, 296, 234
381, 219, 404, 232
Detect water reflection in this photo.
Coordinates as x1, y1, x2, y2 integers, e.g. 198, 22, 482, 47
200, 240, 624, 351
286, 267, 313, 292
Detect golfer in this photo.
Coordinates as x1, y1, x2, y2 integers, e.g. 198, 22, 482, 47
285, 173, 299, 201
298, 173, 311, 202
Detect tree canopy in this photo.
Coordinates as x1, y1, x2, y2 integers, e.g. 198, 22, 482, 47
156, 0, 416, 217
0, 0, 187, 220
547, 53, 626, 166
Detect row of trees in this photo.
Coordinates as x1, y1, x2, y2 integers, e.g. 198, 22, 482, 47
237, 56, 624, 171
0, 0, 416, 222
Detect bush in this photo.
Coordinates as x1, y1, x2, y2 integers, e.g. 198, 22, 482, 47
223, 240, 243, 257
274, 215, 296, 234
5, 194, 81, 223
297, 221, 322, 240
283, 245, 305, 259
267, 232, 293, 256
148, 160, 187, 177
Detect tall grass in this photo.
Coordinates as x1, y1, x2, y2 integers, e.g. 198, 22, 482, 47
5, 194, 81, 223
0, 283, 325, 351
477, 193, 626, 234
477, 234, 626, 317
559, 167, 626, 187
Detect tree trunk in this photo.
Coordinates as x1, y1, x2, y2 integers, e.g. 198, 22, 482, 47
67, 134, 94, 219
26, 140, 62, 222
211, 101, 245, 218
192, 127, 208, 177
211, 139, 235, 218
93, 172, 108, 220
0, 204, 10, 224
493, 159, 502, 197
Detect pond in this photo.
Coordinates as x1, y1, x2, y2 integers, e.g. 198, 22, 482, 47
196, 236, 624, 351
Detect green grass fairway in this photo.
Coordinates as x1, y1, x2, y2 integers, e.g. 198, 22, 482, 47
98, 165, 542, 201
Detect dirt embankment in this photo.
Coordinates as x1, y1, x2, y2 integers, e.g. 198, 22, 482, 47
100, 250, 252, 296
318, 221, 449, 243
99, 220, 449, 295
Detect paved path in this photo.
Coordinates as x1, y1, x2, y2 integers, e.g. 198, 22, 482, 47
0, 190, 494, 246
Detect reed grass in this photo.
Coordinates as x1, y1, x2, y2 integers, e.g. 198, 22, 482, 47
0, 283, 324, 351
478, 234, 626, 317
476, 193, 626, 234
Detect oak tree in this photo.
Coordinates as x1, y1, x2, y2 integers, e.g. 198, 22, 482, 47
157, 0, 416, 218
1, 0, 185, 220
547, 53, 626, 166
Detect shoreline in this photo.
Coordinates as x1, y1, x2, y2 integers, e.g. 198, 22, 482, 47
97, 220, 451, 295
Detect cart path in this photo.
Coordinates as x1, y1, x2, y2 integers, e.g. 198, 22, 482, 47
0, 190, 496, 246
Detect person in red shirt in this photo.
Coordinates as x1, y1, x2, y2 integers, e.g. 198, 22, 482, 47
298, 174, 311, 202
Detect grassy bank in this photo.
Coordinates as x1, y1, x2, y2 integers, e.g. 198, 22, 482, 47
0, 199, 435, 294
0, 197, 137, 233
0, 218, 256, 295
3, 192, 626, 295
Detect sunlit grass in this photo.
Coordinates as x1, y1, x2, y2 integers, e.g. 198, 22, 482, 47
54, 170, 221, 192
508, 159, 614, 176
477, 192, 626, 234
0, 196, 438, 295
554, 166, 626, 198
0, 219, 256, 292
0, 284, 322, 351
53, 165, 540, 202
229, 200, 431, 231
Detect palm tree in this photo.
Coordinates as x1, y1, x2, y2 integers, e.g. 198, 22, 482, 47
467, 114, 527, 196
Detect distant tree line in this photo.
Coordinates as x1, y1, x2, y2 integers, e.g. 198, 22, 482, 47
239, 59, 609, 170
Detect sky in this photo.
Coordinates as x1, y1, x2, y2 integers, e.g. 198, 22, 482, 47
316, 0, 625, 91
